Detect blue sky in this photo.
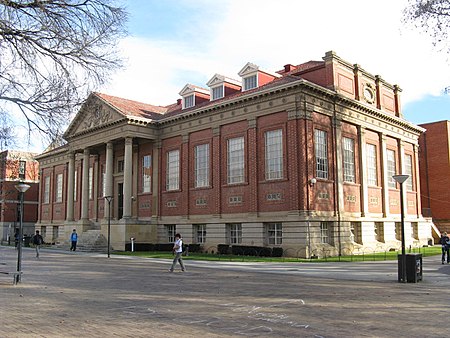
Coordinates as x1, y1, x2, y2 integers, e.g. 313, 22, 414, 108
16, 0, 450, 151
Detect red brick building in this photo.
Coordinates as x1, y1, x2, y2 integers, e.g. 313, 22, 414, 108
0, 150, 39, 242
419, 120, 450, 235
35, 51, 435, 257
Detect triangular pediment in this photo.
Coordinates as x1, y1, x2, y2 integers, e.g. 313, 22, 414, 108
207, 74, 241, 88
178, 84, 209, 97
238, 62, 259, 77
63, 93, 126, 139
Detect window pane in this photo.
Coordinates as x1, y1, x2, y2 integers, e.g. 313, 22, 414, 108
184, 95, 194, 108
315, 130, 328, 179
142, 155, 152, 193
212, 86, 224, 100
88, 167, 93, 199
405, 155, 413, 191
228, 223, 242, 244
366, 144, 377, 186
244, 75, 257, 90
387, 150, 396, 188
267, 222, 282, 245
167, 150, 180, 191
227, 137, 244, 184
56, 173, 63, 202
320, 221, 329, 244
195, 144, 210, 188
265, 129, 283, 180
343, 137, 355, 183
44, 176, 50, 203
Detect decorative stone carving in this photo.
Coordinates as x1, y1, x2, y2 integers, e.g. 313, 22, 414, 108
83, 104, 113, 130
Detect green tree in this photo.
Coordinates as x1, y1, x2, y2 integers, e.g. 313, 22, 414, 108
403, 0, 450, 54
0, 0, 127, 143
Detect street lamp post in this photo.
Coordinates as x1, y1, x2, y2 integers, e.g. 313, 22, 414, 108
15, 183, 31, 284
104, 196, 113, 258
393, 174, 409, 283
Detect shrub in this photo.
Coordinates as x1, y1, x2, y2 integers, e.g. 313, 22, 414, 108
217, 244, 231, 255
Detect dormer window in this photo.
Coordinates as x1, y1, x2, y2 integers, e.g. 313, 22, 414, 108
207, 74, 241, 101
179, 84, 210, 109
212, 86, 224, 100
243, 74, 257, 91
184, 94, 194, 109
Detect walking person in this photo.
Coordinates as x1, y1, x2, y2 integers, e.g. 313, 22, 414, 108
32, 230, 44, 258
169, 233, 185, 272
70, 229, 78, 251
440, 232, 450, 264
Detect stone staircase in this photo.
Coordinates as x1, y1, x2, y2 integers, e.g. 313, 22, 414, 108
76, 230, 109, 253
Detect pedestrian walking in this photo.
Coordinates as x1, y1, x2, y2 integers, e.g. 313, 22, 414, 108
440, 232, 450, 264
32, 230, 44, 258
70, 229, 78, 251
169, 233, 185, 272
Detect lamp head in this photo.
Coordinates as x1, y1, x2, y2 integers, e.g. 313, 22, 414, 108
392, 175, 409, 184
15, 183, 31, 193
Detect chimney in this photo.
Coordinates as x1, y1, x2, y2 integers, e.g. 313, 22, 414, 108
177, 98, 182, 105
284, 64, 296, 73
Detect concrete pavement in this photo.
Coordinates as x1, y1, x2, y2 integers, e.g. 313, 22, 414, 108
1, 245, 449, 337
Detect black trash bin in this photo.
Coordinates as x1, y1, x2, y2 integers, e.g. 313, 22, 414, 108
398, 253, 422, 283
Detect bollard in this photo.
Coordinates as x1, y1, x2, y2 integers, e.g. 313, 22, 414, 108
130, 237, 135, 252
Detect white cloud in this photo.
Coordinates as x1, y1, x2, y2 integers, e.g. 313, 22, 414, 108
103, 0, 450, 108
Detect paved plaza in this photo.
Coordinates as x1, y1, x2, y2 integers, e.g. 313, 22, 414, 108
1, 245, 449, 337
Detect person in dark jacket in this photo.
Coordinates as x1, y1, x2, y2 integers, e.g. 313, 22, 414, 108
32, 230, 44, 258
439, 232, 450, 264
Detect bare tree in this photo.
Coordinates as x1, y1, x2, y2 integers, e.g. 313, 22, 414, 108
403, 0, 450, 54
0, 112, 16, 150
0, 0, 127, 144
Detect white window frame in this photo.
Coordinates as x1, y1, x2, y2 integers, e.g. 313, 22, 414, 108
102, 169, 106, 197
405, 154, 413, 191
315, 129, 328, 179
166, 150, 180, 191
227, 137, 245, 184
166, 225, 176, 242
74, 170, 77, 202
184, 94, 194, 109
56, 173, 63, 203
320, 221, 330, 244
265, 129, 283, 180
44, 176, 50, 204
387, 149, 396, 188
211, 85, 224, 100
194, 144, 210, 188
243, 74, 257, 91
366, 144, 378, 186
195, 224, 207, 244
228, 223, 242, 244
142, 155, 152, 193
19, 160, 26, 179
343, 137, 355, 183
88, 167, 93, 199
266, 222, 282, 245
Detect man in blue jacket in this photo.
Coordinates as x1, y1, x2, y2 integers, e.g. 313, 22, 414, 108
70, 229, 78, 251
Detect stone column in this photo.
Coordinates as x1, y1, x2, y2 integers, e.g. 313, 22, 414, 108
123, 137, 133, 218
104, 142, 114, 219
358, 126, 369, 217
66, 151, 75, 221
334, 117, 344, 215
81, 148, 90, 221
151, 143, 160, 218
413, 144, 421, 217
399, 141, 407, 217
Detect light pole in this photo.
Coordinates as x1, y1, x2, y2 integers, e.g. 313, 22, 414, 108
104, 196, 113, 258
15, 182, 30, 284
393, 174, 409, 283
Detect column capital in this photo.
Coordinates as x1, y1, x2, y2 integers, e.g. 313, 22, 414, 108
125, 137, 133, 146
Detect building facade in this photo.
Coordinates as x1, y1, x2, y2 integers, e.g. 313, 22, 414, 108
0, 150, 39, 242
419, 120, 450, 235
35, 51, 435, 257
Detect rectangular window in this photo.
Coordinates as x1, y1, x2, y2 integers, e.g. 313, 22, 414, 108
395, 222, 401, 241
167, 150, 180, 191
102, 169, 106, 197
243, 74, 257, 91
366, 144, 378, 186
195, 224, 207, 244
350, 222, 362, 244
387, 149, 396, 188
184, 94, 194, 108
320, 221, 330, 244
375, 222, 384, 242
266, 222, 282, 245
74, 170, 77, 202
117, 159, 124, 173
411, 222, 419, 240
56, 173, 63, 203
88, 167, 93, 199
19, 160, 26, 179
194, 144, 210, 188
212, 86, 224, 100
44, 176, 50, 204
142, 155, 152, 193
228, 223, 242, 244
166, 225, 176, 242
227, 137, 245, 184
405, 154, 413, 191
343, 137, 355, 183
265, 129, 283, 180
315, 129, 328, 179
